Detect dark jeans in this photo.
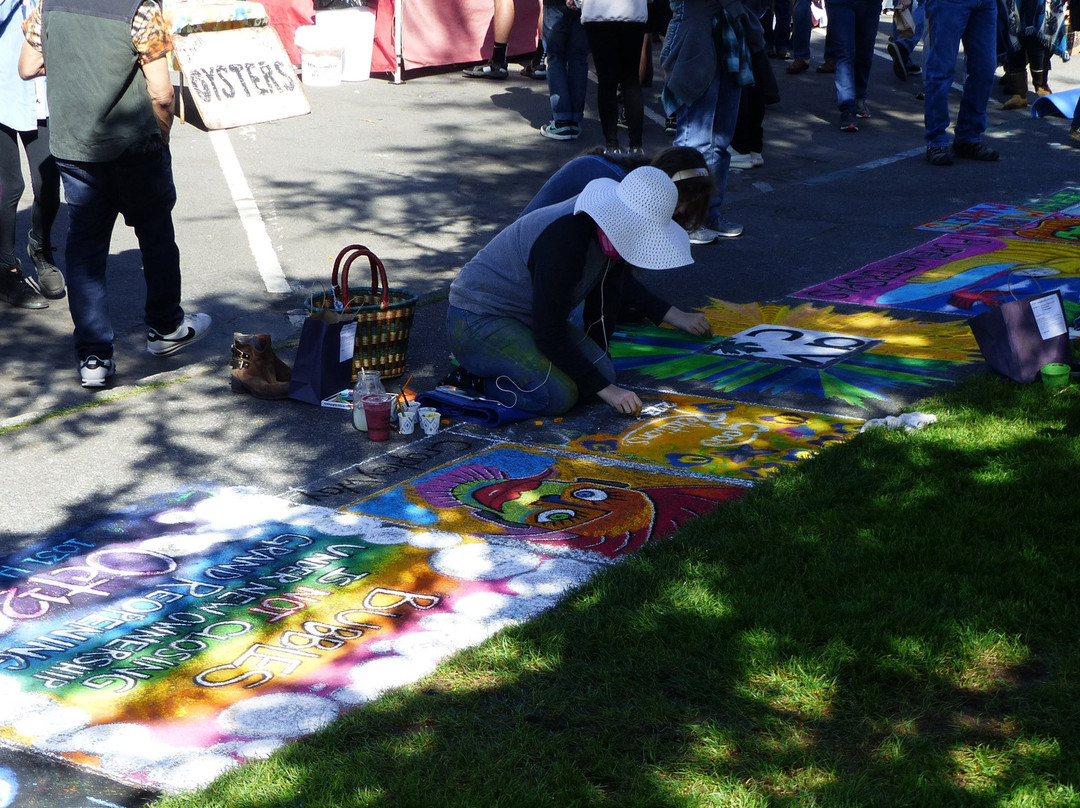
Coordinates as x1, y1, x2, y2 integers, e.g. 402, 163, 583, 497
585, 21, 648, 149
58, 143, 184, 361
0, 121, 60, 268
830, 0, 884, 111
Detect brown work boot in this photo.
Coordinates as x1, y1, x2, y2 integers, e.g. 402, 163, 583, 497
1001, 70, 1029, 109
230, 333, 292, 399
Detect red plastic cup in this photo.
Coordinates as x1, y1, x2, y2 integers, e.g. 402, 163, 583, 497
361, 393, 395, 441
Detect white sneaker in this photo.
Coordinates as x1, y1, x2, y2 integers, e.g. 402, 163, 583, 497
689, 227, 720, 245
751, 152, 764, 167
728, 148, 754, 170
79, 355, 116, 388
147, 312, 212, 356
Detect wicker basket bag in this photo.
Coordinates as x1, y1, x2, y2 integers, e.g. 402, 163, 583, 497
304, 245, 418, 380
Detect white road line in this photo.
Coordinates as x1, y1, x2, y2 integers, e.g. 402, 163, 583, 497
208, 129, 291, 294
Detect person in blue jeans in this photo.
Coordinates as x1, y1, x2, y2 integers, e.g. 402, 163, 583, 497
662, 0, 759, 244
540, 0, 589, 139
887, 0, 924, 80
830, 0, 883, 132
922, 0, 999, 165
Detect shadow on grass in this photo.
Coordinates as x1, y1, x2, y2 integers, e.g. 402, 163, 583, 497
151, 373, 1080, 808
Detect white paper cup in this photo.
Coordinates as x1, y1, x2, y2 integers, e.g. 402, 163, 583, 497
419, 410, 440, 436
398, 410, 417, 435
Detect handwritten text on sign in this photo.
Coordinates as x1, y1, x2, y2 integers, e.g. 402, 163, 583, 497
171, 27, 309, 129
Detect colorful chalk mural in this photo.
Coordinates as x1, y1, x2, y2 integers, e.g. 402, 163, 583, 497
1018, 185, 1080, 213
557, 396, 863, 481
916, 203, 1048, 235
0, 489, 609, 792
795, 233, 1080, 315
609, 301, 981, 412
345, 445, 746, 559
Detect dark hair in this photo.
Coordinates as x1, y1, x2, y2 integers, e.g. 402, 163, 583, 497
581, 145, 651, 171
650, 147, 711, 231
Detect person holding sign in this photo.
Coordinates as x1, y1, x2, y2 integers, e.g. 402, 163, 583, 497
19, 0, 211, 387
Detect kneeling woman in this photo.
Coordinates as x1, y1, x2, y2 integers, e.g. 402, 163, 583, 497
447, 166, 711, 416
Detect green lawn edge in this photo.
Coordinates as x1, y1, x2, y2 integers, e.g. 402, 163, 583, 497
153, 371, 1080, 808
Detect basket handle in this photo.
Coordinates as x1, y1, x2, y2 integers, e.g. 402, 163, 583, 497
332, 244, 390, 311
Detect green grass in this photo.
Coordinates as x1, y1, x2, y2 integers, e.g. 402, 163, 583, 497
154, 372, 1080, 808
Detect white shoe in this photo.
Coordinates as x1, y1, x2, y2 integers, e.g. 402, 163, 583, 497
727, 148, 754, 170
79, 355, 116, 388
751, 152, 764, 167
147, 312, 212, 356
689, 227, 720, 245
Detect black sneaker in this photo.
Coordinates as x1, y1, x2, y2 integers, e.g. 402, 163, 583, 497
887, 40, 908, 81
521, 56, 546, 80
27, 240, 65, 299
664, 115, 677, 136
840, 111, 858, 132
953, 140, 999, 161
0, 261, 48, 309
926, 145, 954, 166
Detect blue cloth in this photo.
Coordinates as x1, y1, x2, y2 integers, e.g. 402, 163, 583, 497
543, 2, 590, 126
0, 0, 44, 132
923, 0, 997, 147
520, 155, 626, 217
59, 146, 183, 360
415, 387, 534, 426
1030, 86, 1080, 117
830, 0, 884, 112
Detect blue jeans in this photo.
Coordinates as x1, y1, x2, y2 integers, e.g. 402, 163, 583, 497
791, 0, 814, 59
923, 0, 996, 147
830, 0, 884, 112
447, 306, 615, 415
543, 2, 589, 124
59, 144, 183, 361
674, 71, 741, 227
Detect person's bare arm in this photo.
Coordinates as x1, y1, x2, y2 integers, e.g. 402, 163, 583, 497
18, 41, 44, 78
141, 55, 174, 144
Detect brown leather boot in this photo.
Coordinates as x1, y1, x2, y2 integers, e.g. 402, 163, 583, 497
1031, 69, 1052, 97
230, 333, 292, 399
1001, 70, 1029, 109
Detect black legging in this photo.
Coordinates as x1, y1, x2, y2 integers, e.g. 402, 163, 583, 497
584, 21, 647, 150
0, 120, 60, 268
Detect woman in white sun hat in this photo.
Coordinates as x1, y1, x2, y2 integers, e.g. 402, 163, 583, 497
446, 165, 710, 417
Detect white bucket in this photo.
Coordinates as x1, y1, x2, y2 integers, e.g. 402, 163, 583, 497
294, 25, 343, 87
316, 6, 376, 82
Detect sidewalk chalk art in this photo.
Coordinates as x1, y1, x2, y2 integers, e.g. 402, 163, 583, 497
1019, 185, 1080, 213
917, 203, 1047, 235
795, 234, 1080, 315
344, 445, 747, 560
1012, 214, 1080, 245
610, 301, 981, 413
558, 396, 863, 481
0, 489, 606, 793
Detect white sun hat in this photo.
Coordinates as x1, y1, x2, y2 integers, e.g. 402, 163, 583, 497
575, 165, 693, 270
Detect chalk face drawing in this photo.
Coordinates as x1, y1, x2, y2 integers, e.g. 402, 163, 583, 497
917, 203, 1047, 235
562, 396, 863, 481
610, 301, 980, 412
0, 489, 602, 793
795, 234, 1080, 315
345, 445, 745, 559
711, 326, 880, 368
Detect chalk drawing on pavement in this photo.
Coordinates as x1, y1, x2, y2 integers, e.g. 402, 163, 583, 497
558, 395, 863, 481
916, 203, 1047, 235
609, 301, 980, 411
795, 233, 1080, 315
345, 445, 746, 559
0, 489, 603, 793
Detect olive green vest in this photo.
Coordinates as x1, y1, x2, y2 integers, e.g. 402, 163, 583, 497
42, 0, 161, 161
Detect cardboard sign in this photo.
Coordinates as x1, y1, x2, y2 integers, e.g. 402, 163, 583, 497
171, 27, 310, 130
